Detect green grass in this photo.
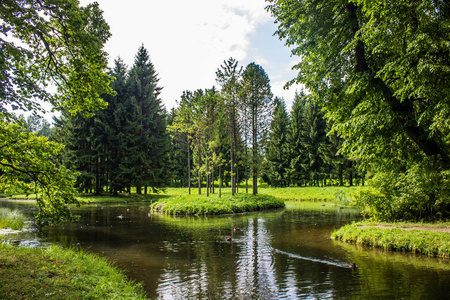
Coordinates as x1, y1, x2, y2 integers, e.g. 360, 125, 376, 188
151, 193, 285, 215
0, 244, 147, 299
259, 186, 359, 202
0, 208, 27, 230
332, 220, 450, 258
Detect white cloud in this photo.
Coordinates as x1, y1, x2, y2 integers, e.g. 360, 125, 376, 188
79, 0, 272, 109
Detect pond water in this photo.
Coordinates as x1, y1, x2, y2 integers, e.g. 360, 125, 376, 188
1, 200, 450, 299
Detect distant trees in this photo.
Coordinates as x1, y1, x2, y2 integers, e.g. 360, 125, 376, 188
56, 46, 170, 194
265, 98, 290, 187
263, 91, 356, 187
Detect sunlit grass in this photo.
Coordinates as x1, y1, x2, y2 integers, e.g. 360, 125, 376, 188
151, 193, 285, 215
0, 208, 27, 230
332, 220, 450, 258
0, 244, 147, 299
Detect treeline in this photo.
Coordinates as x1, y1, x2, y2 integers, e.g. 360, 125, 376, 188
53, 46, 170, 194
263, 94, 361, 187
48, 49, 357, 195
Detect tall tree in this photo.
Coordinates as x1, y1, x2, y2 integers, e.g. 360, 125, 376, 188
126, 45, 170, 193
265, 97, 290, 186
241, 63, 273, 195
168, 91, 195, 194
301, 101, 327, 186
216, 58, 243, 196
288, 91, 307, 186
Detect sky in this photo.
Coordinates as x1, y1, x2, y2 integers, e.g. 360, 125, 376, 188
78, 0, 303, 111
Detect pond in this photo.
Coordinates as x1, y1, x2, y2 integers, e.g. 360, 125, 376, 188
1, 200, 450, 299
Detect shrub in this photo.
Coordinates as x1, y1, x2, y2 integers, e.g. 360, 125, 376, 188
355, 158, 450, 221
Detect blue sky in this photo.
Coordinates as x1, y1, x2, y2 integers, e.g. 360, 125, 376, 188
79, 0, 303, 111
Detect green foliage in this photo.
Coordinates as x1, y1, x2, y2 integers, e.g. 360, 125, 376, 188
0, 0, 113, 117
0, 121, 79, 226
1, 1, 113, 225
57, 46, 171, 195
0, 207, 27, 230
332, 221, 450, 258
241, 62, 273, 194
0, 243, 147, 299
265, 97, 290, 186
151, 193, 285, 215
356, 158, 450, 221
267, 0, 450, 220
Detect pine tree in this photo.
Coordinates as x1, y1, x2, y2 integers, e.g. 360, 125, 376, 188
241, 62, 273, 195
288, 91, 307, 186
301, 101, 327, 186
265, 97, 290, 186
126, 45, 170, 193
216, 58, 243, 196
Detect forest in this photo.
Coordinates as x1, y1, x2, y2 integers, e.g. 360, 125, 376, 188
25, 51, 361, 197
2, 0, 450, 224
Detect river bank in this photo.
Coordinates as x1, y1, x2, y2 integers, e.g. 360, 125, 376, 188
0, 243, 147, 299
332, 220, 450, 258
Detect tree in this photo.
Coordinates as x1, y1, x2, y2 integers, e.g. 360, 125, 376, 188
168, 91, 195, 194
216, 58, 243, 196
265, 97, 290, 186
0, 121, 78, 226
241, 62, 273, 195
267, 0, 450, 219
1, 0, 112, 117
301, 101, 327, 186
0, 0, 112, 225
126, 45, 170, 193
288, 91, 307, 186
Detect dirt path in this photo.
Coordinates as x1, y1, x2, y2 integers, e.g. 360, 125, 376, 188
359, 225, 450, 233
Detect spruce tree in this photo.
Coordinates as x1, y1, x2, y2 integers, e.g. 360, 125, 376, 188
288, 91, 307, 186
265, 97, 290, 186
126, 45, 170, 193
301, 101, 327, 186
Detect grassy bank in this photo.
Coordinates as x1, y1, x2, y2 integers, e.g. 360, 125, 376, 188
151, 193, 285, 215
0, 244, 147, 299
258, 186, 357, 202
0, 208, 27, 230
332, 221, 450, 258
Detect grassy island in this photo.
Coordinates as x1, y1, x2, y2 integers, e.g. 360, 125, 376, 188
151, 193, 285, 215
332, 221, 450, 258
0, 244, 147, 300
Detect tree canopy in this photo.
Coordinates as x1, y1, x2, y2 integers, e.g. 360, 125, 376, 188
1, 0, 112, 225
267, 0, 450, 220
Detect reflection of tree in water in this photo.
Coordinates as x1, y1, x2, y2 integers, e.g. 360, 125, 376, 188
154, 216, 281, 299
235, 218, 279, 299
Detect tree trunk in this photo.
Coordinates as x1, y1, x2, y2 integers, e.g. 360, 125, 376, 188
230, 107, 236, 196
188, 137, 191, 195
206, 156, 210, 197
219, 165, 222, 198
252, 108, 258, 195
198, 147, 202, 195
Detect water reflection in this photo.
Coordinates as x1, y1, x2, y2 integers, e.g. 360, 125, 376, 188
1, 200, 450, 299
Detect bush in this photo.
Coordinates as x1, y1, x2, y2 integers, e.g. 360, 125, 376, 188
355, 158, 450, 221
